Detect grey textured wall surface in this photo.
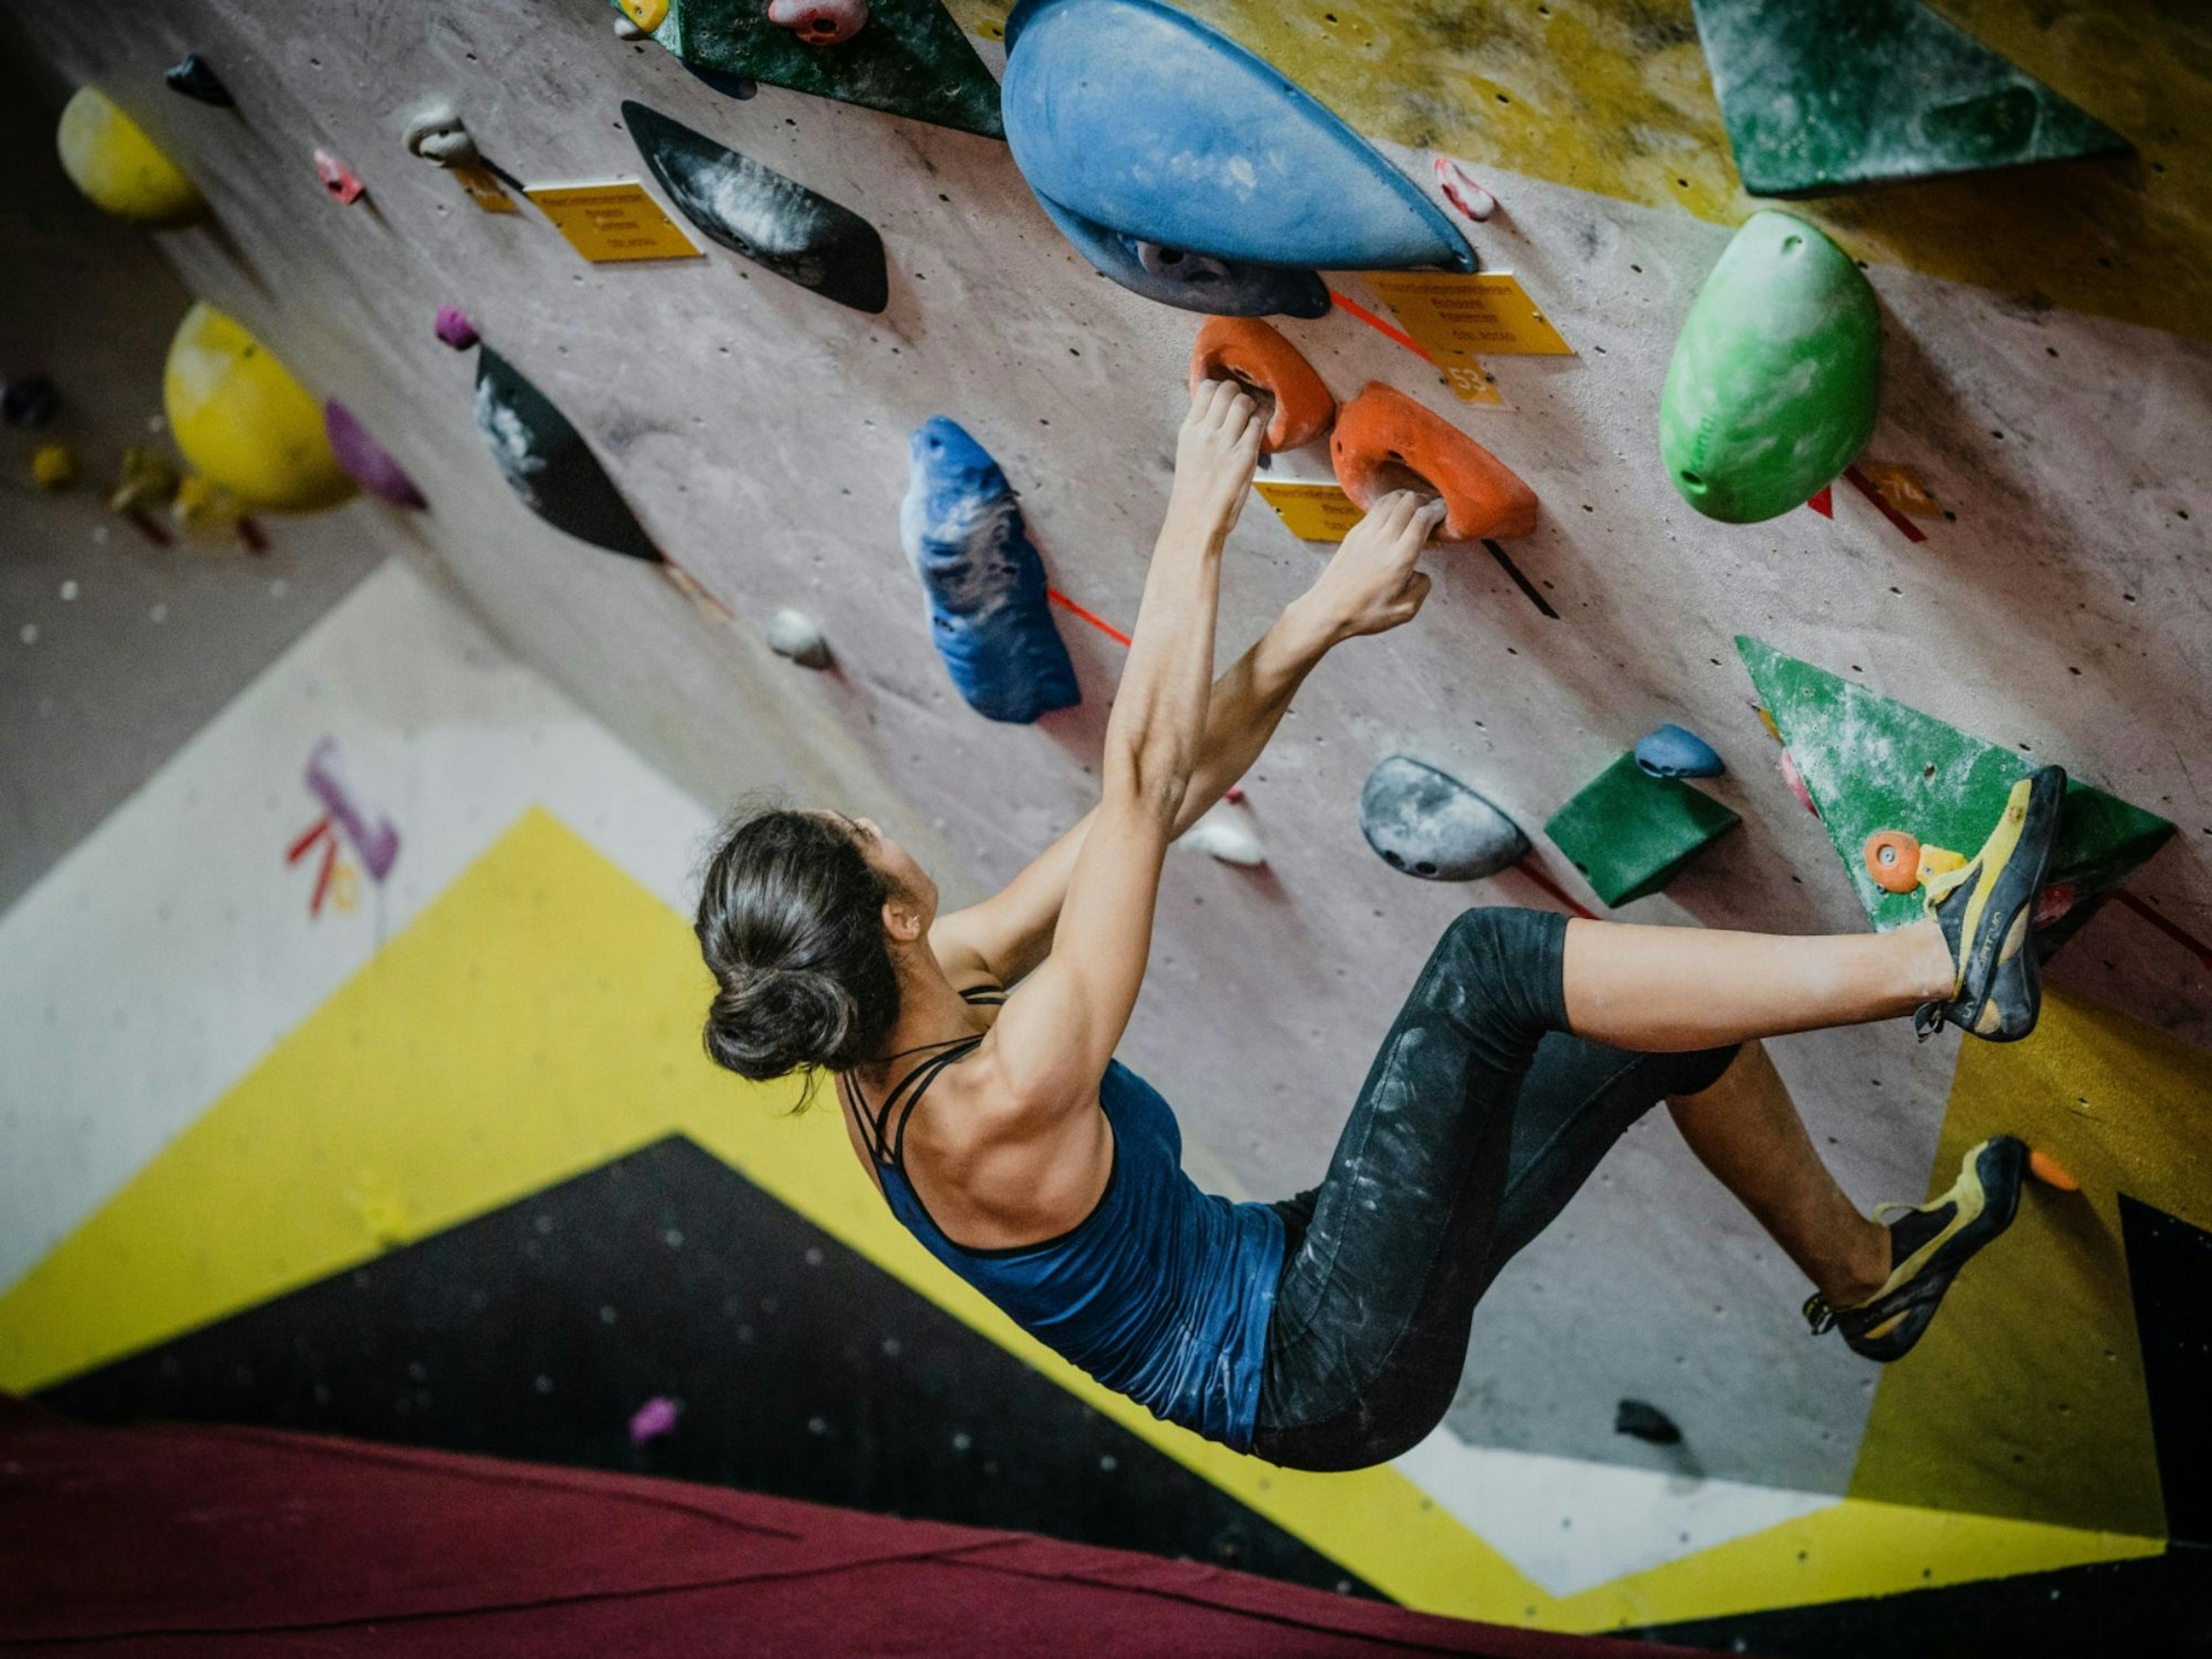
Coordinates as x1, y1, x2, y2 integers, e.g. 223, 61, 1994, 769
10, 0, 2206, 1498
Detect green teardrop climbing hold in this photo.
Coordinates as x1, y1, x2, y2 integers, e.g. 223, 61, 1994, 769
1659, 211, 1879, 525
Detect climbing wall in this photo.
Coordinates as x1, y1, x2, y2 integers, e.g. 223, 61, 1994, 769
3, 0, 2210, 1649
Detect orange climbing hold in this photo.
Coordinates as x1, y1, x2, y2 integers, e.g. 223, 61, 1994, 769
1330, 383, 1537, 543
1863, 829, 1921, 894
2028, 1149, 2081, 1192
1187, 318, 1335, 454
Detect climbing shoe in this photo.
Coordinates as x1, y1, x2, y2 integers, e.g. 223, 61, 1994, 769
1914, 766, 2066, 1043
1805, 1135, 2027, 1362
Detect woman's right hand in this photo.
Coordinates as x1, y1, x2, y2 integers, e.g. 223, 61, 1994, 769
1162, 377, 1264, 546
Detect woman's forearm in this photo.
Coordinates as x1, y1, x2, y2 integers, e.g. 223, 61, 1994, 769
1172, 596, 1336, 834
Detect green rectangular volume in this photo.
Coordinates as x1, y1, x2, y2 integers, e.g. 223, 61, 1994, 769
1546, 754, 1741, 908
1738, 637, 2175, 935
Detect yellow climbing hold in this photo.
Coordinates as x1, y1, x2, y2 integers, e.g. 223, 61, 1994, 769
1916, 843, 1968, 887
616, 0, 668, 31
109, 447, 178, 514
31, 444, 76, 490
55, 87, 206, 227
163, 303, 357, 513
172, 472, 245, 538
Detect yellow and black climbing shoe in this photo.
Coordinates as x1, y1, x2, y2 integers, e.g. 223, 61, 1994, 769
1804, 1135, 2027, 1363
1915, 766, 2067, 1043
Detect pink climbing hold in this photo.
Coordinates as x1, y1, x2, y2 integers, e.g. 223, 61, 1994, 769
766, 0, 868, 46
628, 1396, 681, 1445
314, 148, 366, 204
1778, 748, 1819, 817
1432, 156, 1497, 222
2033, 882, 2076, 929
434, 305, 479, 350
324, 400, 427, 511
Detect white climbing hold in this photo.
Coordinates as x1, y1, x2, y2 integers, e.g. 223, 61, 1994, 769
1179, 800, 1266, 868
767, 607, 831, 669
402, 101, 480, 168
613, 14, 648, 37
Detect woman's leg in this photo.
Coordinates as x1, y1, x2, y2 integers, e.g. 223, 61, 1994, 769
1252, 908, 1738, 1472
1562, 763, 2070, 1051
1663, 1041, 1889, 1306
1561, 917, 1954, 1052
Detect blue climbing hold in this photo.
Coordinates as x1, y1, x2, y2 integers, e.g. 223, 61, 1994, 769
1360, 756, 1529, 881
1031, 190, 1330, 319
900, 418, 1081, 724
1634, 723, 1727, 780
1002, 0, 1472, 274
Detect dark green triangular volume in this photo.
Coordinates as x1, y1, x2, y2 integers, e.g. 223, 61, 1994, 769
1737, 637, 2173, 937
1544, 755, 1741, 908
624, 101, 889, 312
645, 0, 1003, 139
1692, 0, 2131, 196
472, 349, 661, 563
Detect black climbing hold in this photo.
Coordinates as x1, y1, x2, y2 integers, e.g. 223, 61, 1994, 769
1030, 190, 1330, 319
2, 373, 60, 430
623, 101, 889, 315
1359, 756, 1529, 882
164, 54, 236, 108
1615, 1399, 1683, 1445
472, 349, 661, 562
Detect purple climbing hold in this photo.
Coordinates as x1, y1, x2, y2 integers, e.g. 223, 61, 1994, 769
324, 400, 427, 509
305, 737, 402, 881
628, 1396, 682, 1445
435, 305, 480, 351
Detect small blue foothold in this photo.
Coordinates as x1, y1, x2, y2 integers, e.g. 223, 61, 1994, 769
1634, 724, 1726, 780
900, 418, 1081, 725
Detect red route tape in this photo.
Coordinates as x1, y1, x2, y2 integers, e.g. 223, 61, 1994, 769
1842, 465, 1929, 544
1327, 289, 1431, 361
2112, 889, 2212, 972
1047, 586, 1133, 647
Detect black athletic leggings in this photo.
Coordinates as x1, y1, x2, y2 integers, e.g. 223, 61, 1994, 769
1250, 907, 1738, 1472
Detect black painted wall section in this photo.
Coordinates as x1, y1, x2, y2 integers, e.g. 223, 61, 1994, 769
2120, 1194, 2212, 1550
40, 1136, 1376, 1600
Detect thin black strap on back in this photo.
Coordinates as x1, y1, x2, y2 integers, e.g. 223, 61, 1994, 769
840, 1035, 982, 1169
840, 983, 1001, 1168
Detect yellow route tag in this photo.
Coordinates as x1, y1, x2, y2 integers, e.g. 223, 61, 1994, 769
452, 163, 520, 215
1363, 270, 1575, 358
525, 180, 702, 263
1256, 480, 1365, 543
1857, 461, 1942, 518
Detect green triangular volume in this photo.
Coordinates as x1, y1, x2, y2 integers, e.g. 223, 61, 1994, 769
1737, 636, 2173, 933
1692, 0, 2131, 196
650, 0, 1004, 139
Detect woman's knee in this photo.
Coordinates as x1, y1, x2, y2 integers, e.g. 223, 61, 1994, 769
1421, 907, 1569, 1042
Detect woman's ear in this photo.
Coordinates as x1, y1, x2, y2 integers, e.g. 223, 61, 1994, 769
882, 894, 925, 946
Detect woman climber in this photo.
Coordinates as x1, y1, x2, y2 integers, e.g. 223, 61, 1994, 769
694, 380, 2061, 1471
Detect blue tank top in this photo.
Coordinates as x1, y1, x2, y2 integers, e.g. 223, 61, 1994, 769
847, 1010, 1285, 1451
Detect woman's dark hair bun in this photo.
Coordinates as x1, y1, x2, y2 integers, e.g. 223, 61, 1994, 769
695, 808, 902, 1088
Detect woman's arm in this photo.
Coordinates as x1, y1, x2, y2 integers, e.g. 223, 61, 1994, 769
933, 489, 1444, 988
977, 382, 1261, 1109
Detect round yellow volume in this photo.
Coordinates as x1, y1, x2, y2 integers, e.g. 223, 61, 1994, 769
163, 302, 357, 512
616, 0, 668, 31
55, 87, 207, 226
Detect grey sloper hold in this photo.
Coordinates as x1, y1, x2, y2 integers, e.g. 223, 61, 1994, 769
1361, 756, 1529, 881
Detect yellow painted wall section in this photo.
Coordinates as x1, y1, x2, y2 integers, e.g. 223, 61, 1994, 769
1851, 986, 2212, 1534
0, 809, 2161, 1630
948, 0, 2212, 342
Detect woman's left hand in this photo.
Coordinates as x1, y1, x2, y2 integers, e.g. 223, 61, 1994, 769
1298, 490, 1444, 642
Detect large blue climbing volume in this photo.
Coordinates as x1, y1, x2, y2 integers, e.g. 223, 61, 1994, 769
900, 418, 1080, 724
1029, 192, 1331, 320
1002, 0, 1471, 274
472, 349, 660, 562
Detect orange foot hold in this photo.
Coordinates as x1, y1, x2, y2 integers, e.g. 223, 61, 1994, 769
1188, 317, 1336, 454
1330, 382, 1538, 543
